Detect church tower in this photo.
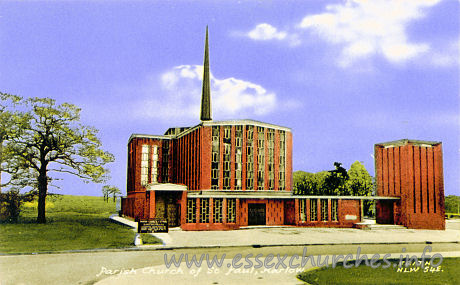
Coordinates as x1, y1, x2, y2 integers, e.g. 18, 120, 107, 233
200, 26, 212, 121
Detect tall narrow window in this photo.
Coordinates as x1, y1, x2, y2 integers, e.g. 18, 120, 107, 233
200, 198, 210, 223
257, 127, 265, 190
211, 126, 220, 189
310, 199, 317, 221
162, 142, 169, 182
279, 131, 286, 190
300, 199, 307, 222
267, 129, 275, 190
223, 126, 231, 190
246, 126, 254, 190
321, 199, 328, 221
214, 198, 223, 223
235, 126, 243, 190
331, 199, 338, 221
186, 199, 196, 223
141, 145, 150, 186
151, 145, 159, 183
227, 198, 236, 223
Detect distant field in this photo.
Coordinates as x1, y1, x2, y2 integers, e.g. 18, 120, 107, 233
0, 195, 160, 254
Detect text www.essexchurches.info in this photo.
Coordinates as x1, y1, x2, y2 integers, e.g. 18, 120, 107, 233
163, 246, 443, 270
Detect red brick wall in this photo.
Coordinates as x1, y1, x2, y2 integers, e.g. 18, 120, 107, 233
295, 198, 361, 228
375, 142, 445, 230
171, 128, 202, 190
123, 191, 148, 220
127, 137, 166, 193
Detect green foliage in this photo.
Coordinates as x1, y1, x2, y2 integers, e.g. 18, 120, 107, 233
0, 190, 35, 223
293, 171, 329, 195
0, 92, 115, 223
294, 161, 374, 215
445, 195, 460, 214
0, 195, 142, 253
346, 161, 374, 216
140, 233, 162, 245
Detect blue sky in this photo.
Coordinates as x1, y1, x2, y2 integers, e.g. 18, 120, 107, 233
1, 0, 458, 196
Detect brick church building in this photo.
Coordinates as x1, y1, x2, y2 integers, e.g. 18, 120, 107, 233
121, 28, 445, 230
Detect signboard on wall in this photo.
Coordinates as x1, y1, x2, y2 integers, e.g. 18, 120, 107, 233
137, 219, 169, 233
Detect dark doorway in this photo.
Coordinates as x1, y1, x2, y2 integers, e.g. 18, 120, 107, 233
376, 200, 394, 224
155, 192, 181, 227
284, 200, 295, 225
248, 203, 266, 225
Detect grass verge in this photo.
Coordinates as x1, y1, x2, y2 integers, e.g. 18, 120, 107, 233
297, 258, 460, 284
0, 195, 160, 254
140, 233, 163, 245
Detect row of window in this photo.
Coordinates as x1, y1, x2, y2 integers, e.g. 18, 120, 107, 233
210, 125, 286, 190
186, 198, 237, 223
299, 199, 338, 222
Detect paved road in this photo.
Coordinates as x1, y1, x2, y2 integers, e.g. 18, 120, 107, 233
1, 243, 458, 285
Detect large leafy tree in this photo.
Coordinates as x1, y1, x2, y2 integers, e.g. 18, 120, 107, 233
346, 161, 373, 196
293, 170, 329, 195
0, 93, 27, 192
1, 93, 114, 223
346, 161, 374, 216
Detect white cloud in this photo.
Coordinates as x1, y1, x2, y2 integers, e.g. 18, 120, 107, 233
298, 0, 441, 66
248, 23, 287, 40
138, 65, 279, 120
243, 23, 301, 46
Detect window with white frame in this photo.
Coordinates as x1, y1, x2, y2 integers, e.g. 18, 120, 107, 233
257, 126, 265, 190
234, 126, 243, 190
227, 198, 236, 223
331, 199, 338, 221
279, 131, 286, 190
300, 199, 307, 222
141, 145, 150, 186
246, 126, 254, 190
186, 199, 196, 223
211, 126, 220, 189
267, 129, 275, 190
310, 199, 317, 221
223, 126, 231, 190
200, 198, 210, 223
151, 145, 159, 183
214, 198, 223, 223
321, 199, 328, 221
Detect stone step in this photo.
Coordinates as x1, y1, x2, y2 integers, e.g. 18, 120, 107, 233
355, 223, 407, 230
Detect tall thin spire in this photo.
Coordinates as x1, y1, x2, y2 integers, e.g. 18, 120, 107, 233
200, 26, 212, 121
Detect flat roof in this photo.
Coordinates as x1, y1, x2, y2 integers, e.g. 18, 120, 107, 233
146, 183, 187, 191
129, 119, 292, 143
128, 134, 173, 143
202, 119, 291, 132
186, 190, 400, 200
375, 139, 441, 147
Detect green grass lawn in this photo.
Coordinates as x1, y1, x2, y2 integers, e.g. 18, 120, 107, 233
297, 258, 460, 284
0, 195, 160, 254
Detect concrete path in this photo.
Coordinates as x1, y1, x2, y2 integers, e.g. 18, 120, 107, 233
110, 216, 459, 249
